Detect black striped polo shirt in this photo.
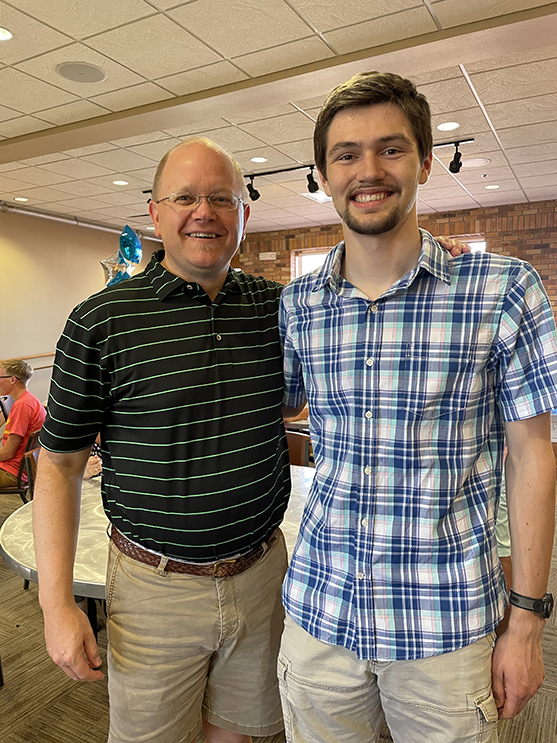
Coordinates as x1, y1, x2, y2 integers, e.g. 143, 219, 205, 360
40, 251, 290, 561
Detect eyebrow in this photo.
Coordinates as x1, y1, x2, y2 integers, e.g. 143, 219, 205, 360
327, 133, 414, 159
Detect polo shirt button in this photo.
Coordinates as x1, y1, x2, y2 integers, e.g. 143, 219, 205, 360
357, 572, 365, 580
186, 284, 193, 290
364, 466, 372, 475
365, 410, 373, 419
216, 334, 222, 341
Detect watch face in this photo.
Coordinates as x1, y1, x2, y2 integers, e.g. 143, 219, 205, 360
541, 594, 554, 619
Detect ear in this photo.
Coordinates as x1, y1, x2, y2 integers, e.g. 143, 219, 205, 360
241, 203, 250, 242
148, 199, 161, 238
419, 153, 433, 186
318, 168, 331, 197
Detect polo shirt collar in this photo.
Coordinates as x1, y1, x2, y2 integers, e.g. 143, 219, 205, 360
145, 250, 242, 301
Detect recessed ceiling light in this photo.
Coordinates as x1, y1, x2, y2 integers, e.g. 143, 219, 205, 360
56, 61, 107, 83
437, 122, 460, 131
302, 191, 332, 203
462, 158, 491, 168
0, 27, 13, 41
14, 196, 28, 202
113, 180, 128, 186
250, 156, 268, 163
485, 184, 500, 190
145, 226, 156, 230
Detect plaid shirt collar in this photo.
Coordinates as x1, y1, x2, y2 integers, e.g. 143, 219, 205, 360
312, 229, 451, 295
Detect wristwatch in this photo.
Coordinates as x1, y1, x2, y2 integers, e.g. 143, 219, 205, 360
509, 589, 554, 619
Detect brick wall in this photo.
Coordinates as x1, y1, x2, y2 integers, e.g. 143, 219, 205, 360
236, 199, 557, 316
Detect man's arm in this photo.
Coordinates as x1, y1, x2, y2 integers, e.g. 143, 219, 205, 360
0, 433, 23, 462
33, 447, 104, 682
491, 412, 555, 718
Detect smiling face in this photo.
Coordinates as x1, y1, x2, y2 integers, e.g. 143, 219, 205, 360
319, 103, 432, 240
149, 142, 250, 290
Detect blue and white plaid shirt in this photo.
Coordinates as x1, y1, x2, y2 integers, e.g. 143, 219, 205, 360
280, 230, 557, 661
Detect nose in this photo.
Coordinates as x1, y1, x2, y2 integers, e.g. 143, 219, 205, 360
189, 195, 217, 219
357, 150, 385, 182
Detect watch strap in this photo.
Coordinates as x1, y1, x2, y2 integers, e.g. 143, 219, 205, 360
509, 589, 554, 619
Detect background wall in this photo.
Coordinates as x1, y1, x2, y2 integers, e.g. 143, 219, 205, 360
0, 211, 154, 403
235, 199, 557, 316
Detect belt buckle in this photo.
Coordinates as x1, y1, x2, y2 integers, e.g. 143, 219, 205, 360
212, 557, 238, 577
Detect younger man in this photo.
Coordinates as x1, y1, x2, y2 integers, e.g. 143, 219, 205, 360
278, 71, 557, 742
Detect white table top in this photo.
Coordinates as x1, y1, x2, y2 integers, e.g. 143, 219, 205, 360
0, 465, 315, 600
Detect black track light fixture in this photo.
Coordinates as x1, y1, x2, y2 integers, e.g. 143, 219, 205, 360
307, 166, 319, 193
247, 176, 260, 201
449, 143, 463, 173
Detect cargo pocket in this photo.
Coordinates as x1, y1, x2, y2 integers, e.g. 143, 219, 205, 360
475, 688, 499, 742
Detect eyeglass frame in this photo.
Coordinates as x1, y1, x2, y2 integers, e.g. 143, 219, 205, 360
0, 376, 19, 379
149, 192, 245, 211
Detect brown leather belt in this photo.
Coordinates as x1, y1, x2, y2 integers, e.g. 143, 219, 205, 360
110, 528, 278, 578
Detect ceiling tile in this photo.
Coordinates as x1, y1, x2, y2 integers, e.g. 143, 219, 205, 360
233, 146, 298, 171
458, 150, 510, 169
36, 100, 111, 126
3, 166, 73, 187
291, 94, 328, 110
120, 166, 157, 183
83, 173, 153, 190
513, 159, 557, 177
434, 132, 500, 160
474, 192, 527, 207
464, 178, 523, 195
498, 120, 557, 149
290, 0, 419, 33
8, 185, 72, 203
0, 104, 22, 123
456, 165, 516, 185
0, 172, 45, 191
419, 184, 470, 199
464, 43, 557, 74
0, 68, 78, 114
204, 126, 267, 153
82, 149, 159, 170
240, 112, 315, 146
226, 104, 297, 126
265, 195, 310, 208
109, 131, 175, 148
51, 180, 115, 197
62, 143, 119, 157
16, 43, 146, 97
432, 107, 491, 141
275, 139, 315, 163
417, 77, 478, 115
409, 67, 463, 86
127, 139, 182, 162
40, 159, 117, 179
324, 8, 436, 55
470, 58, 557, 105
91, 82, 174, 112
0, 116, 54, 138
506, 143, 557, 165
0, 4, 72, 64
252, 183, 296, 199
233, 37, 334, 78
92, 191, 147, 207
86, 14, 222, 78
14, 0, 156, 39
156, 61, 248, 96
524, 186, 557, 200
421, 196, 480, 210
49, 195, 117, 211
486, 93, 557, 129
18, 153, 71, 166
162, 119, 231, 138
168, 0, 313, 58
519, 173, 557, 189
432, 0, 556, 30
0, 161, 28, 172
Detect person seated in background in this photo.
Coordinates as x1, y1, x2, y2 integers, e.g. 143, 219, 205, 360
0, 359, 46, 487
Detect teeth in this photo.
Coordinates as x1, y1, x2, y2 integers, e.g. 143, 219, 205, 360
188, 232, 218, 238
354, 193, 390, 203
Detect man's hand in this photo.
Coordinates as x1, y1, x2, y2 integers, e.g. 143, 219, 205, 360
43, 601, 104, 682
491, 610, 545, 718
437, 236, 472, 257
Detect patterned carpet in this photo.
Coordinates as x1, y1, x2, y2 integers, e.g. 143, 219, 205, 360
1, 490, 555, 742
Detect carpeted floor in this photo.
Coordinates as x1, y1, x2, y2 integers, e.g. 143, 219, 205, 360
1, 490, 556, 742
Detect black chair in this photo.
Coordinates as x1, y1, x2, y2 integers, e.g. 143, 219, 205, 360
23, 446, 40, 500
0, 430, 42, 504
286, 430, 312, 467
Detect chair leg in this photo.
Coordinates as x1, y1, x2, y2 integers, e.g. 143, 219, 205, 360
23, 579, 29, 590
0, 655, 4, 688
19, 490, 29, 505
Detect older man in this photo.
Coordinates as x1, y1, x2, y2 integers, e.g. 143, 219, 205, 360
34, 138, 290, 743
0, 359, 45, 487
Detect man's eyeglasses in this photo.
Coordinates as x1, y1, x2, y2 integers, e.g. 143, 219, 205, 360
0, 376, 18, 379
151, 192, 244, 211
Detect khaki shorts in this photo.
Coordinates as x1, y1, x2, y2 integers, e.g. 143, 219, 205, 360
278, 615, 498, 743
106, 531, 288, 743
0, 467, 17, 487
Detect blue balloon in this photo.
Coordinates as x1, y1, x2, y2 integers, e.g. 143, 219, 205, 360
119, 225, 142, 265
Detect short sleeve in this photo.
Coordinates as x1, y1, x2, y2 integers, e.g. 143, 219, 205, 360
494, 263, 557, 421
279, 290, 306, 408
